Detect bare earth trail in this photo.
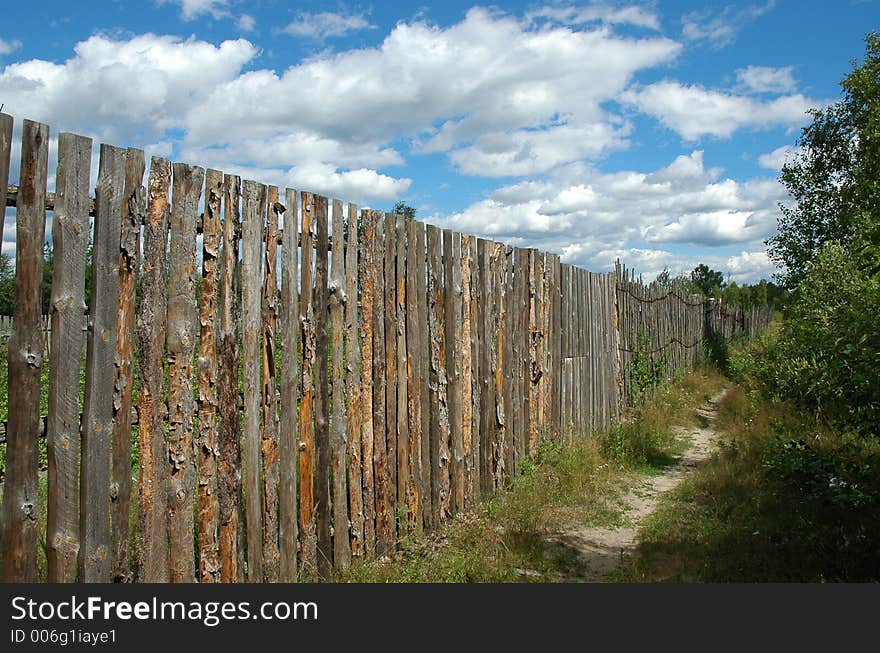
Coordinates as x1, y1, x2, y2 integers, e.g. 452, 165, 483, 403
547, 387, 729, 582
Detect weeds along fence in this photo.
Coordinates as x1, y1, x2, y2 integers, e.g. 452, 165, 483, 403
0, 115, 772, 582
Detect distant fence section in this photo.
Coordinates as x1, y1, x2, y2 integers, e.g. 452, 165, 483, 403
0, 115, 772, 583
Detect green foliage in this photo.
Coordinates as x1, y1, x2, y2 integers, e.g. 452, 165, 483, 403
392, 201, 416, 219
628, 329, 667, 406
689, 264, 724, 298
769, 32, 880, 288
0, 252, 13, 315
731, 243, 880, 434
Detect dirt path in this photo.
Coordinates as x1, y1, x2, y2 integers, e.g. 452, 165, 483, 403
546, 387, 729, 582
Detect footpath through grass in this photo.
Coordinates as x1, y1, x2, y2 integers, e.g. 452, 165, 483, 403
612, 383, 880, 582
338, 367, 726, 582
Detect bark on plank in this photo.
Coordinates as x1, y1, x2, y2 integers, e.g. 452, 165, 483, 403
405, 217, 423, 530
345, 203, 364, 558
0, 113, 11, 245
279, 188, 299, 582
314, 195, 332, 579
460, 234, 475, 507
1, 120, 48, 582
111, 148, 145, 583
261, 186, 282, 582
197, 169, 222, 583
443, 230, 464, 513
426, 225, 450, 522
46, 132, 92, 583
491, 243, 507, 490
298, 191, 317, 576
137, 156, 171, 583
81, 143, 125, 583
372, 213, 391, 554
477, 239, 493, 495
382, 214, 397, 546
359, 210, 378, 556
512, 248, 526, 470
416, 221, 431, 530
395, 215, 410, 530
330, 198, 352, 570
218, 174, 243, 583
241, 179, 265, 583
166, 162, 204, 583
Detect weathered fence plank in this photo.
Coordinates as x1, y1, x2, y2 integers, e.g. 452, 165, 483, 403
330, 198, 351, 570
345, 202, 364, 558
166, 162, 204, 583
460, 234, 475, 507
443, 230, 464, 512
477, 239, 494, 495
110, 148, 145, 583
360, 210, 378, 555
218, 173, 243, 583
241, 179, 265, 583
138, 156, 171, 583
261, 186, 282, 581
416, 220, 431, 528
395, 215, 410, 530
314, 195, 332, 579
46, 132, 92, 583
279, 188, 299, 582
426, 224, 449, 522
81, 143, 125, 583
405, 217, 423, 530
1, 119, 48, 582
382, 214, 398, 544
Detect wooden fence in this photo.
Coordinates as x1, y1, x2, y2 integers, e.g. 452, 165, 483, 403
0, 115, 772, 582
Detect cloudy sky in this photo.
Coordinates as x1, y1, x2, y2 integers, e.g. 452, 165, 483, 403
1, 1, 877, 282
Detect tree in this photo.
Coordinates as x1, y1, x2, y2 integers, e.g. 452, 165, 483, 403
392, 201, 416, 219
768, 32, 880, 288
690, 264, 724, 298
0, 252, 13, 316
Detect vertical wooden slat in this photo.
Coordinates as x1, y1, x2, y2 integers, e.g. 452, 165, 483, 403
298, 191, 317, 575
330, 198, 352, 570
491, 243, 506, 489
314, 195, 332, 579
241, 179, 265, 583
197, 169, 222, 583
477, 239, 494, 495
46, 132, 91, 583
416, 221, 431, 529
111, 147, 145, 583
0, 113, 12, 243
460, 234, 474, 507
395, 215, 410, 531
165, 162, 204, 583
405, 217, 423, 530
372, 213, 391, 554
426, 225, 449, 523
346, 203, 364, 558
279, 188, 299, 582
443, 230, 464, 512
261, 187, 282, 581
137, 156, 171, 583
359, 210, 377, 556
218, 174, 243, 582
80, 143, 124, 583
513, 248, 527, 466
1, 120, 47, 582
502, 247, 515, 485
382, 214, 398, 544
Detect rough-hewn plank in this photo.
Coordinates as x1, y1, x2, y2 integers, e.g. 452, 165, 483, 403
416, 221, 431, 529
491, 243, 507, 490
405, 217, 423, 530
382, 213, 398, 546
218, 173, 243, 583
46, 132, 92, 583
395, 214, 410, 530
359, 210, 378, 556
197, 169, 222, 584
0, 113, 12, 255
261, 186, 282, 582
298, 191, 317, 576
1, 120, 48, 582
443, 230, 464, 512
81, 143, 125, 583
477, 239, 494, 496
460, 234, 475, 507
512, 248, 526, 470
110, 147, 145, 583
345, 203, 364, 558
426, 225, 450, 522
166, 162, 204, 583
314, 195, 332, 579
330, 198, 352, 570
279, 188, 299, 582
372, 213, 391, 554
137, 156, 171, 583
241, 179, 265, 583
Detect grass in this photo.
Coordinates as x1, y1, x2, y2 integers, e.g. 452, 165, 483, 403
611, 383, 880, 582
337, 366, 726, 583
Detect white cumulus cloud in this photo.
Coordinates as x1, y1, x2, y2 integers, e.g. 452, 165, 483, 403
282, 11, 376, 39
736, 65, 796, 94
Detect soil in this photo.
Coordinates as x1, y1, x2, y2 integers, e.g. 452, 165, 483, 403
544, 387, 728, 582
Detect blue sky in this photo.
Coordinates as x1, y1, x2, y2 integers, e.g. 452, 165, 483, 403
1, 1, 878, 282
